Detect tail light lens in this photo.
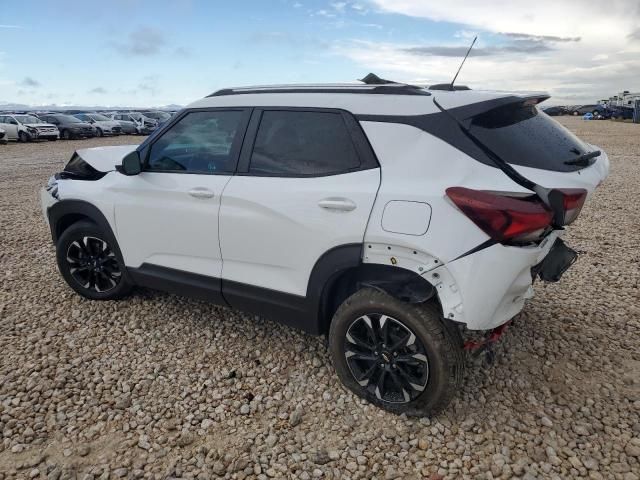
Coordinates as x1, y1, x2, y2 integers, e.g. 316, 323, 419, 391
554, 188, 588, 225
446, 187, 553, 243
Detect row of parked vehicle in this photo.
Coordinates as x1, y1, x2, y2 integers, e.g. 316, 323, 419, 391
543, 104, 634, 120
0, 110, 176, 143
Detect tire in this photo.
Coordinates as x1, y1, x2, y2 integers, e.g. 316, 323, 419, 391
18, 131, 29, 143
329, 288, 464, 416
56, 220, 133, 300
96, 128, 103, 137
62, 130, 72, 140
48, 138, 57, 141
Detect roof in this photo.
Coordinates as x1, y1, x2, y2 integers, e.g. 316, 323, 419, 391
188, 81, 548, 117
207, 83, 431, 97
189, 83, 438, 116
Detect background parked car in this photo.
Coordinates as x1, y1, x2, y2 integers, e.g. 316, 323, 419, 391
128, 112, 159, 130
0, 114, 59, 142
73, 113, 122, 136
542, 106, 567, 116
0, 127, 7, 144
140, 110, 171, 126
610, 106, 634, 120
107, 113, 153, 135
570, 105, 604, 116
38, 114, 96, 140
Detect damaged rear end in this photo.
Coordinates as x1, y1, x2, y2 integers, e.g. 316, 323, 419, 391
431, 92, 609, 330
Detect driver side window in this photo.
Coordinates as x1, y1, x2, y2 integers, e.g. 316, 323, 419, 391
146, 110, 244, 174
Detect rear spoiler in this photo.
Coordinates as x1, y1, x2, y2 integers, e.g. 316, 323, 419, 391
431, 96, 571, 227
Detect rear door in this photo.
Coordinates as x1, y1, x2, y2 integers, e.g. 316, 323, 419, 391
219, 108, 380, 299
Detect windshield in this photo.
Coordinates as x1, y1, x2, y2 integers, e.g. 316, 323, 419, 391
15, 115, 42, 124
467, 104, 593, 172
89, 114, 110, 122
145, 111, 170, 121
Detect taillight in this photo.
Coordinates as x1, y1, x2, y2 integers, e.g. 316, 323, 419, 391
446, 187, 553, 243
554, 188, 588, 225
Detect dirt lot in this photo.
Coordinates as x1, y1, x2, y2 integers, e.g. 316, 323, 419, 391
0, 118, 639, 479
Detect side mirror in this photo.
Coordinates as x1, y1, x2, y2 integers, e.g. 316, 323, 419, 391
120, 151, 142, 176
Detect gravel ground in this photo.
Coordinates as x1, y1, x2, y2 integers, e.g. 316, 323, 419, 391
0, 118, 638, 480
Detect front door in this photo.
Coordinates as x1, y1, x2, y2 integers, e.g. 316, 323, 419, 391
111, 109, 251, 284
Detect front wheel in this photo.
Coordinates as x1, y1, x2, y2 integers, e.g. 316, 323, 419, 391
18, 131, 29, 143
329, 288, 464, 416
96, 128, 103, 137
56, 221, 133, 300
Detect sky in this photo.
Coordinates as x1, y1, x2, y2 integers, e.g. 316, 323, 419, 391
1, 0, 639, 107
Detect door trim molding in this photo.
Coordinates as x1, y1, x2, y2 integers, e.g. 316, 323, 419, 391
124, 244, 363, 335
128, 263, 227, 306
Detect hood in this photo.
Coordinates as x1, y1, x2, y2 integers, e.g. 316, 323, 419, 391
75, 145, 138, 172
29, 122, 58, 129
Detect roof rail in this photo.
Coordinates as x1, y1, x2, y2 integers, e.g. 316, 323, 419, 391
207, 84, 430, 97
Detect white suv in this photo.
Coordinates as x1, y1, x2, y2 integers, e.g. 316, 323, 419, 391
0, 113, 59, 142
40, 78, 609, 415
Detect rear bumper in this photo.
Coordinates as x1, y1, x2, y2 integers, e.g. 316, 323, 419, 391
425, 231, 563, 330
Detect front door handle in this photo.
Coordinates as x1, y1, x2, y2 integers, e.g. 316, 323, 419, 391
188, 187, 215, 199
318, 197, 357, 212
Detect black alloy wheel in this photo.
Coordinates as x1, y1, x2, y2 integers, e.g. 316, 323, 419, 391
329, 288, 464, 416
66, 236, 122, 293
56, 221, 133, 300
345, 313, 429, 403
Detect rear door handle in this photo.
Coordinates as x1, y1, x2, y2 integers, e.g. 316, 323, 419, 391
188, 187, 215, 199
318, 197, 357, 212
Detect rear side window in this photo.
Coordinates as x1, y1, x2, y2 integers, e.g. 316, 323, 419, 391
147, 110, 244, 173
468, 104, 592, 172
249, 110, 361, 176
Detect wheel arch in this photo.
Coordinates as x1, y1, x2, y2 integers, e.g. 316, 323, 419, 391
48, 200, 117, 246
309, 245, 440, 335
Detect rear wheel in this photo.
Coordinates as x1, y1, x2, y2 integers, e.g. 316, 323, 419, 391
62, 129, 72, 140
329, 288, 464, 416
56, 221, 133, 300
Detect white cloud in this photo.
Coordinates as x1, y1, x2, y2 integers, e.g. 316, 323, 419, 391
332, 0, 640, 104
370, 0, 638, 40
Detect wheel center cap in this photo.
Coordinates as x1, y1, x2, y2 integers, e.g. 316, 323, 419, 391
381, 352, 391, 363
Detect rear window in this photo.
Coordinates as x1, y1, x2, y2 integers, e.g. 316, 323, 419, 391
468, 104, 593, 172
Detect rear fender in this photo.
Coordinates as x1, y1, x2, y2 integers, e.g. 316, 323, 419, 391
362, 243, 464, 323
